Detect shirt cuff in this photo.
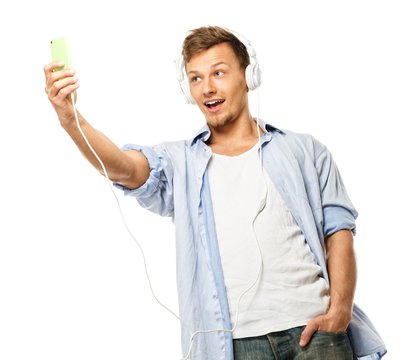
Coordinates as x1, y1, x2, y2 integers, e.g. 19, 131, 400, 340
323, 205, 358, 237
112, 144, 162, 199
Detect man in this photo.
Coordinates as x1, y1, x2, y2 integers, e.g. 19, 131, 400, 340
44, 26, 386, 360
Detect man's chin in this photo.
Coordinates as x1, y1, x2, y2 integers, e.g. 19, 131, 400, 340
206, 114, 232, 129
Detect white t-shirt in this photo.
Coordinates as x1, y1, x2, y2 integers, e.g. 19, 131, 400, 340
207, 143, 330, 339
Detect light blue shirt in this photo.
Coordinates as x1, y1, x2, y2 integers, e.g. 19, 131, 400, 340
114, 120, 386, 360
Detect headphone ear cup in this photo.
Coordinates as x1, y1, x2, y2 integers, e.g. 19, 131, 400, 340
180, 80, 196, 105
176, 51, 196, 105
245, 63, 262, 91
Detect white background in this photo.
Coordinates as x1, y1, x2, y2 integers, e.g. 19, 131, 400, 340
0, 0, 413, 359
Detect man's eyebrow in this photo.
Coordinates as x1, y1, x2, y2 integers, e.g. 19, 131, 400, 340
187, 61, 230, 75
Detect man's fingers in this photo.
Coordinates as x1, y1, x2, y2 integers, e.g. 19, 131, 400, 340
43, 62, 64, 82
44, 62, 75, 86
47, 75, 79, 100
299, 321, 318, 347
47, 69, 76, 89
56, 83, 79, 101
44, 61, 63, 74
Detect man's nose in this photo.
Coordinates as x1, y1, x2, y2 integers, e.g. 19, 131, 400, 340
203, 77, 216, 97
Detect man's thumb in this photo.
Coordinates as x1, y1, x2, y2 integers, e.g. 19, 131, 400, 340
299, 322, 318, 347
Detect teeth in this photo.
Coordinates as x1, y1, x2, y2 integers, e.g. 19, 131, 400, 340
206, 100, 223, 107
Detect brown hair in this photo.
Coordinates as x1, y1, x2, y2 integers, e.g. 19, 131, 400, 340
182, 26, 250, 69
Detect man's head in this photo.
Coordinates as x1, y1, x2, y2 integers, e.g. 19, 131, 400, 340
179, 26, 260, 129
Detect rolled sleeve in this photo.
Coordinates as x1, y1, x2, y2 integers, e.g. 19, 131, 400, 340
113, 144, 174, 217
323, 204, 357, 236
315, 142, 358, 237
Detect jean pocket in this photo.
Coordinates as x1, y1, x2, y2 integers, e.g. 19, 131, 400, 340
315, 330, 347, 336
311, 331, 350, 349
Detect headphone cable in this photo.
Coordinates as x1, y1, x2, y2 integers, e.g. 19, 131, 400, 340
69, 92, 181, 322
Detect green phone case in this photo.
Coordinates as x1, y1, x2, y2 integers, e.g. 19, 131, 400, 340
50, 37, 71, 71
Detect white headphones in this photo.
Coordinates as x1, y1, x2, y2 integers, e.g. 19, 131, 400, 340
175, 29, 262, 105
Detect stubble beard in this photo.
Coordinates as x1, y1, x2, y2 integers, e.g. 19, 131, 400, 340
206, 111, 234, 130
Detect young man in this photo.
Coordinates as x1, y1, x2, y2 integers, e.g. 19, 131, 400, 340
44, 26, 386, 360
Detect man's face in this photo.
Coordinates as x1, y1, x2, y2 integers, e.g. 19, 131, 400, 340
186, 43, 248, 129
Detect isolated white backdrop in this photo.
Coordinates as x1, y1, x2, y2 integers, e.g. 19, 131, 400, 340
0, 0, 413, 359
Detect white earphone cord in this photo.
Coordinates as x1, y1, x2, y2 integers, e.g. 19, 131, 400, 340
69, 93, 180, 322
69, 89, 266, 360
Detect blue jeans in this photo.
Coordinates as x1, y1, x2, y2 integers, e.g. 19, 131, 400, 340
233, 326, 356, 360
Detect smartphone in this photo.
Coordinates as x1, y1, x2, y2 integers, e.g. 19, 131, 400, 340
50, 37, 72, 71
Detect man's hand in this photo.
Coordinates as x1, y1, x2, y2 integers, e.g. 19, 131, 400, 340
299, 306, 352, 347
44, 62, 80, 127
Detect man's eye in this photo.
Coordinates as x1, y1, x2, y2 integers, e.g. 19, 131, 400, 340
215, 71, 224, 77
191, 76, 201, 83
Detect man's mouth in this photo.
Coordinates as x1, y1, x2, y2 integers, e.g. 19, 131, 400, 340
204, 99, 225, 111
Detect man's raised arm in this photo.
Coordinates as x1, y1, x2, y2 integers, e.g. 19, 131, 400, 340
44, 62, 149, 190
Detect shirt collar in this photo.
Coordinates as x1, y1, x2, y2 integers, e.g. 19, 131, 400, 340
190, 118, 285, 146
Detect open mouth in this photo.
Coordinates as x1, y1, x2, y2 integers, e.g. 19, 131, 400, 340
204, 99, 225, 111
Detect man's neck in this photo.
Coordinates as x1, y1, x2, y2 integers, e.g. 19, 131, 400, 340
206, 115, 263, 156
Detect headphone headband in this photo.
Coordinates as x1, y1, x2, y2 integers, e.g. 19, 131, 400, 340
175, 28, 262, 105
